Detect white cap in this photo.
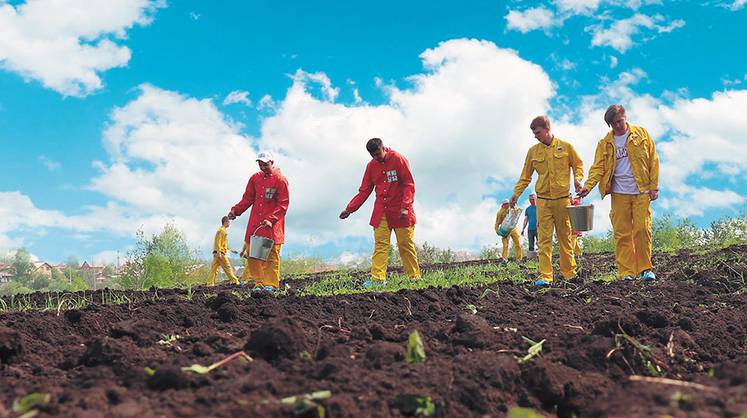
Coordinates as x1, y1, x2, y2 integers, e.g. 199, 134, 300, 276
256, 151, 274, 163
501, 199, 509, 204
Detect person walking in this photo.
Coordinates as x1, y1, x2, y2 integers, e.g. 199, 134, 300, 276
495, 199, 523, 264
521, 193, 538, 254
228, 151, 290, 293
579, 104, 660, 281
340, 138, 420, 289
207, 216, 240, 286
510, 116, 584, 286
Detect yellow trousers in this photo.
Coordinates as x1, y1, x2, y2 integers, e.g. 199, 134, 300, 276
537, 197, 576, 281
239, 243, 282, 288
572, 235, 582, 256
501, 229, 523, 260
208, 253, 239, 286
372, 217, 420, 282
610, 193, 653, 277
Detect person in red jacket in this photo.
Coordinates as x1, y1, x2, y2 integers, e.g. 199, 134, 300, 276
340, 138, 421, 289
227, 151, 290, 293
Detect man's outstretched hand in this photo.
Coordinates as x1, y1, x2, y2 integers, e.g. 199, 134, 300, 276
339, 210, 351, 220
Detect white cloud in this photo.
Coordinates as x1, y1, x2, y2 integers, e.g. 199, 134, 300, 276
609, 55, 618, 68
0, 0, 165, 97
558, 71, 746, 220
554, 0, 600, 15
90, 249, 125, 266
222, 90, 252, 106
588, 13, 685, 53
506, 2, 684, 52
729, 0, 746, 10
38, 155, 61, 171
257, 94, 276, 111
505, 7, 559, 33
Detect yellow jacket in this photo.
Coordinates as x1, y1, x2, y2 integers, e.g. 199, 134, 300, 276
213, 226, 230, 254
494, 206, 508, 231
513, 136, 584, 199
584, 124, 659, 198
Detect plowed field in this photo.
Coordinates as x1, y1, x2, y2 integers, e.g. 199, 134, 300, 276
1, 246, 746, 417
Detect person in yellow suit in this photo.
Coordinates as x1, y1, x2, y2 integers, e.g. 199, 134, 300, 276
510, 116, 584, 286
579, 104, 660, 282
494, 199, 523, 265
207, 216, 240, 286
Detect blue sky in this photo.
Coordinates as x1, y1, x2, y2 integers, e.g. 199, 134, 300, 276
1, 0, 746, 264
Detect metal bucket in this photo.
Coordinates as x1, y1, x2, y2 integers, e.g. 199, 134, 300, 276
248, 225, 274, 261
566, 204, 594, 232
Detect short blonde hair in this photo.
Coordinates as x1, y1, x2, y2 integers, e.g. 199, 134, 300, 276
530, 116, 551, 130
604, 104, 626, 127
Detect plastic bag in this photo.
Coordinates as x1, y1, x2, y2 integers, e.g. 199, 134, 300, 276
497, 207, 522, 237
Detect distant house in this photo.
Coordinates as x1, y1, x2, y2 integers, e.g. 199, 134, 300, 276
0, 265, 13, 284
33, 262, 56, 278
80, 261, 105, 274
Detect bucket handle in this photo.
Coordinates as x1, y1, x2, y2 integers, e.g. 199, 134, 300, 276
252, 224, 271, 236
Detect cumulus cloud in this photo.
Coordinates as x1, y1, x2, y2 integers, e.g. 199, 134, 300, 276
0, 0, 165, 97
587, 13, 685, 53
222, 90, 252, 106
505, 7, 559, 33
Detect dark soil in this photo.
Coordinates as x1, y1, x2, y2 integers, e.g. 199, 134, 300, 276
1, 245, 746, 417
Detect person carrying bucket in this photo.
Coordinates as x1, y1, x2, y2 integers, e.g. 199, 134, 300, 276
228, 151, 290, 293
207, 216, 240, 286
509, 116, 584, 286
340, 138, 421, 289
579, 104, 659, 282
494, 199, 523, 264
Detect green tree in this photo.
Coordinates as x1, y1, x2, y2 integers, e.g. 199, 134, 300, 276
11, 249, 35, 287
118, 223, 198, 289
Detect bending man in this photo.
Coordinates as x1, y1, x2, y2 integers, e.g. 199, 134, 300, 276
340, 138, 420, 289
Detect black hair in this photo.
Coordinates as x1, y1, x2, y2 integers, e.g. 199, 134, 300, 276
366, 137, 383, 154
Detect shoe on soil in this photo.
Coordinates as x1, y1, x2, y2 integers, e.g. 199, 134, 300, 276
534, 279, 551, 286
623, 275, 635, 282
251, 285, 275, 294
362, 279, 387, 289
499, 259, 508, 266
641, 270, 656, 281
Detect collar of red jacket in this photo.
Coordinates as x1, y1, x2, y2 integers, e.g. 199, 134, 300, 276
258, 167, 278, 178
374, 147, 393, 163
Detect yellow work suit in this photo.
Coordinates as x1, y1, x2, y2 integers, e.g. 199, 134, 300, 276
372, 217, 420, 282
208, 226, 239, 286
584, 124, 659, 277
239, 241, 283, 288
494, 206, 523, 261
513, 136, 583, 281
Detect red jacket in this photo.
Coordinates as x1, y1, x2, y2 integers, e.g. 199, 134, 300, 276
231, 168, 290, 244
346, 148, 416, 228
